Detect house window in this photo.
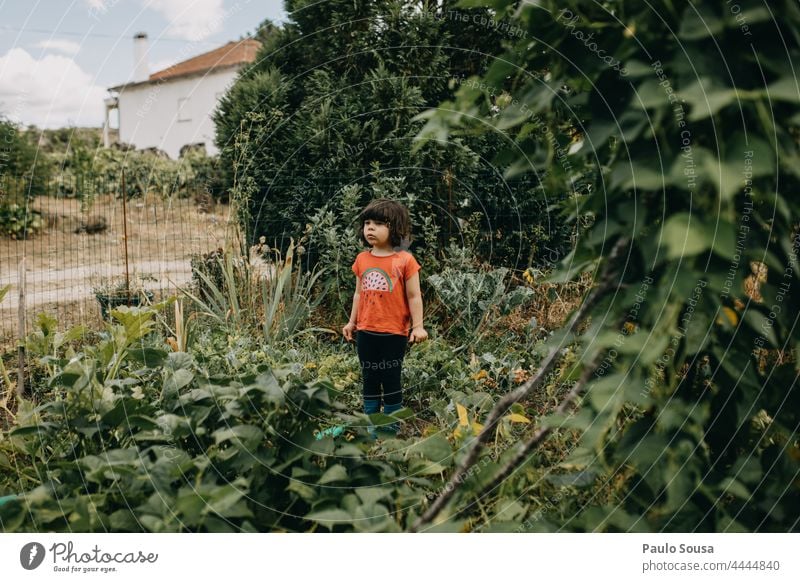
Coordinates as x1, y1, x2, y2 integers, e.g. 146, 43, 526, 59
178, 97, 191, 122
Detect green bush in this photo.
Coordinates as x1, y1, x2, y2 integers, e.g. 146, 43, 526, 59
0, 199, 43, 239
213, 2, 575, 271
428, 266, 534, 339
0, 306, 454, 532
0, 119, 52, 195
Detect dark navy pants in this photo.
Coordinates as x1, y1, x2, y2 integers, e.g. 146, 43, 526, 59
356, 330, 408, 408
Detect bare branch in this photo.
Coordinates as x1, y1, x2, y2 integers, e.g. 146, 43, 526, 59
467, 349, 604, 516
409, 237, 627, 532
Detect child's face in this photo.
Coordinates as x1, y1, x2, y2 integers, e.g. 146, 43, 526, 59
363, 219, 390, 247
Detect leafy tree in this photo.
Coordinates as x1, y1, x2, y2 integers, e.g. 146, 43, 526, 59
413, 0, 800, 532
214, 0, 574, 270
0, 118, 52, 195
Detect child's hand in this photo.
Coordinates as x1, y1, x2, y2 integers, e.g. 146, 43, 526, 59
409, 326, 428, 344
342, 322, 356, 342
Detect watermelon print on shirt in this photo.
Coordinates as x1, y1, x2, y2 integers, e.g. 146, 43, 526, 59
351, 250, 421, 336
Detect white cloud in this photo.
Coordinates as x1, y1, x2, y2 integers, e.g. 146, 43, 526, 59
35, 39, 82, 56
84, 0, 108, 8
142, 0, 225, 41
0, 48, 106, 128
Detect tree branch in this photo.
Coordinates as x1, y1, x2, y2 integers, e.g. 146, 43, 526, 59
409, 237, 627, 532
468, 349, 604, 520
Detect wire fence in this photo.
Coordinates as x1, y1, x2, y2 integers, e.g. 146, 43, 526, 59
1, 167, 571, 349
0, 172, 231, 347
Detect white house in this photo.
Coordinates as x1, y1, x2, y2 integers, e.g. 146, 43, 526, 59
104, 33, 260, 159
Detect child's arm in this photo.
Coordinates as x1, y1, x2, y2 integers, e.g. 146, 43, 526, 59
342, 276, 361, 341
406, 273, 428, 343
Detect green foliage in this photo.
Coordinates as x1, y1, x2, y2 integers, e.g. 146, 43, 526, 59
0, 199, 43, 239
0, 119, 52, 195
0, 308, 444, 532
428, 265, 534, 338
214, 1, 571, 270
184, 239, 331, 346
420, 0, 800, 531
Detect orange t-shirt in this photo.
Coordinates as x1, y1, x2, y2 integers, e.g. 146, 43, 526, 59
351, 249, 422, 336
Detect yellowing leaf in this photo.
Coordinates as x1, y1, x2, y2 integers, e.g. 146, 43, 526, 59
456, 403, 469, 427
507, 413, 531, 424
454, 419, 484, 439
471, 369, 488, 381
722, 306, 738, 325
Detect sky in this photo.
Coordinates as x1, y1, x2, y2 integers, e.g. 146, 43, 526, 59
0, 0, 288, 128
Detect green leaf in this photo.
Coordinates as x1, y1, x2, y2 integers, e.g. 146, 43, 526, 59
9, 422, 58, 437
319, 464, 348, 484
212, 425, 264, 451
611, 157, 669, 191
163, 368, 194, 396
305, 508, 353, 529
684, 311, 712, 355
538, 408, 594, 430
587, 374, 626, 413
545, 470, 597, 488
678, 4, 724, 40
407, 458, 448, 475
407, 433, 453, 464
766, 76, 800, 103
660, 213, 711, 259
355, 487, 392, 506
287, 480, 317, 502
719, 477, 750, 500
128, 347, 168, 368
679, 79, 736, 121
387, 406, 414, 421
743, 309, 778, 347
246, 371, 285, 405
203, 484, 252, 518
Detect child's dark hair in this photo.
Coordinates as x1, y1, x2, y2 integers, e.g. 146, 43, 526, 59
357, 198, 412, 250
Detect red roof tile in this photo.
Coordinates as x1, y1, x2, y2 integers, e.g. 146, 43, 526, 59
149, 39, 261, 82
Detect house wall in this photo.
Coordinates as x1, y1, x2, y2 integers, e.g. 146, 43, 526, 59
115, 67, 239, 159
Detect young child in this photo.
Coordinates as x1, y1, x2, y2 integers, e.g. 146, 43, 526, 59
342, 198, 428, 436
